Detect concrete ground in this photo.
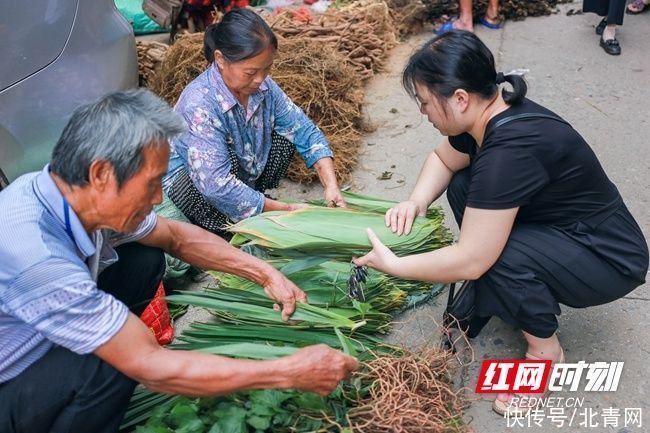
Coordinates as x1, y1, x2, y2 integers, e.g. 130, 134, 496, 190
274, 1, 649, 431
175, 1, 649, 431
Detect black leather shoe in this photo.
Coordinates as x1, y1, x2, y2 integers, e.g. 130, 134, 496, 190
600, 37, 621, 55
595, 18, 607, 35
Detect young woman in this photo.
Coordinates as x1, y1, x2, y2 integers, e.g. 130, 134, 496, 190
353, 30, 648, 416
163, 9, 345, 238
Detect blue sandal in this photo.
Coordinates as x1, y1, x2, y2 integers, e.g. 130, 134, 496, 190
479, 15, 503, 29
434, 18, 458, 35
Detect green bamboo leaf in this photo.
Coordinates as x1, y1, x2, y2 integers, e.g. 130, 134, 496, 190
334, 327, 358, 358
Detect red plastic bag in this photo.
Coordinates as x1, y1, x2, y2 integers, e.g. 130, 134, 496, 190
140, 282, 174, 345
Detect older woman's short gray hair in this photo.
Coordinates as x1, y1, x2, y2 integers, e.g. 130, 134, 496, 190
50, 88, 186, 187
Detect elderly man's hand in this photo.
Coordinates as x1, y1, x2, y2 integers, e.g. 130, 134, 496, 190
285, 344, 359, 395
262, 271, 308, 321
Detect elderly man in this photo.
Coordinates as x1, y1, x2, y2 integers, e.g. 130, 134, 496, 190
0, 89, 358, 433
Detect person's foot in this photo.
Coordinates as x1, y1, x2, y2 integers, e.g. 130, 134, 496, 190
599, 25, 621, 56
627, 0, 650, 14
478, 14, 503, 30
435, 17, 473, 35
595, 18, 607, 35
602, 25, 616, 41
454, 17, 473, 31
600, 37, 621, 55
493, 347, 564, 416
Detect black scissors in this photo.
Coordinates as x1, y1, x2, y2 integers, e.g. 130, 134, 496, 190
347, 263, 368, 302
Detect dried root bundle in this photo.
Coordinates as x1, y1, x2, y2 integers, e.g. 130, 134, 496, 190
347, 348, 468, 433
149, 32, 207, 106
136, 40, 169, 87
267, 0, 397, 80
273, 37, 367, 183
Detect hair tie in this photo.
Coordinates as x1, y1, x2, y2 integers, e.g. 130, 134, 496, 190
495, 72, 506, 85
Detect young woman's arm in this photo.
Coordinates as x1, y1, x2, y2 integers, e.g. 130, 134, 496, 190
355, 205, 518, 283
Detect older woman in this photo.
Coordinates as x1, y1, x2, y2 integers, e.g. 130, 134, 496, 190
163, 9, 345, 237
354, 31, 648, 416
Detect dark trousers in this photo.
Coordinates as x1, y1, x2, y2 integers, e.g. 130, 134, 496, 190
168, 131, 295, 238
0, 243, 164, 433
583, 0, 626, 25
447, 169, 641, 338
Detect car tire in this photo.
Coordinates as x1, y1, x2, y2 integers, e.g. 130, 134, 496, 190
0, 168, 9, 191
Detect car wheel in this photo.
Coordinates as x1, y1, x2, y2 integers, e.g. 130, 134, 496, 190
0, 168, 9, 191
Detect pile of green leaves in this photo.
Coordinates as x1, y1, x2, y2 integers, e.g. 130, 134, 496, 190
227, 207, 451, 259
123, 192, 452, 432
130, 389, 346, 433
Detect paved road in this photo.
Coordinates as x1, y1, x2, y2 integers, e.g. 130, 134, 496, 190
280, 1, 649, 431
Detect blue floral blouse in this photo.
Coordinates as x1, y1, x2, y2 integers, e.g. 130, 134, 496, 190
163, 64, 333, 221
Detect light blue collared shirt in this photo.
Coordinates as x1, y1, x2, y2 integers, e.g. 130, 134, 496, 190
0, 166, 157, 383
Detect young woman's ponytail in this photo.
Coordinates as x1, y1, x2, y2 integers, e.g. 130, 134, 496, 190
500, 73, 527, 105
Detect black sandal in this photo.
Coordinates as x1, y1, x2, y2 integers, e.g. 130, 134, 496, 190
600, 37, 621, 55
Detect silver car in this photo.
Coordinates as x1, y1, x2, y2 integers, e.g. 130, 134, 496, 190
0, 0, 139, 189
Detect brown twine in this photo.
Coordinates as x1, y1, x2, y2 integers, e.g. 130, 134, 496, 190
344, 347, 470, 433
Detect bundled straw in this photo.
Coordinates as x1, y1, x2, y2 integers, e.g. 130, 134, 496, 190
149, 32, 207, 106
136, 40, 169, 87
384, 0, 429, 37
267, 0, 398, 79
272, 37, 368, 183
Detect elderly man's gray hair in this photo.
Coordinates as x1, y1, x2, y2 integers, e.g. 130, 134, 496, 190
50, 88, 186, 187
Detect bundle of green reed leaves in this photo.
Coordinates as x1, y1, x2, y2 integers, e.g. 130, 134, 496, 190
122, 192, 457, 433
310, 190, 445, 220
227, 207, 452, 259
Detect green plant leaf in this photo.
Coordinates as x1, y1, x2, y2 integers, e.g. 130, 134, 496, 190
168, 400, 200, 429
210, 404, 247, 433
246, 414, 272, 430
334, 327, 358, 358
292, 393, 328, 411
351, 299, 371, 317
248, 389, 292, 412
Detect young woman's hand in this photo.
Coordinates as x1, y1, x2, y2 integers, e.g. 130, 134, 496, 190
352, 228, 399, 275
385, 200, 426, 236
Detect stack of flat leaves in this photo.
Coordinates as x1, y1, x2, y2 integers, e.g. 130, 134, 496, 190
228, 196, 452, 259
213, 259, 408, 313
122, 192, 456, 433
